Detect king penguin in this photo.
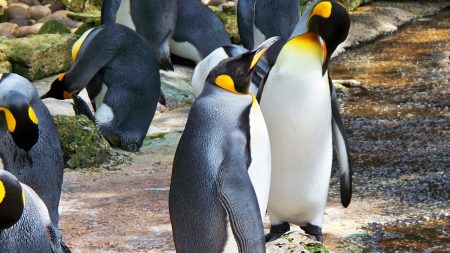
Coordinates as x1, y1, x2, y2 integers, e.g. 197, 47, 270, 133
191, 44, 270, 97
237, 0, 300, 66
259, 0, 352, 242
0, 170, 71, 253
41, 24, 161, 152
169, 37, 279, 253
170, 0, 231, 64
101, 0, 177, 70
0, 73, 64, 227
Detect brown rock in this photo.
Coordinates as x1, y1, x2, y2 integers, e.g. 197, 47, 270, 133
7, 5, 31, 20
8, 18, 35, 27
0, 22, 19, 38
40, 0, 65, 13
29, 5, 51, 20
17, 23, 42, 37
7, 3, 30, 9
8, 0, 41, 6
38, 10, 82, 28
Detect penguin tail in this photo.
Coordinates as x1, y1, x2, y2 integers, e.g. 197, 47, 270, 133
159, 30, 174, 71
60, 240, 72, 253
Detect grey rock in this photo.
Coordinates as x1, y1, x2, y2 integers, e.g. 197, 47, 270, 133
8, 17, 35, 26
29, 4, 51, 20
6, 5, 31, 20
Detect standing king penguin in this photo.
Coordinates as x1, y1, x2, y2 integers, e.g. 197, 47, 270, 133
237, 0, 300, 66
101, 0, 177, 70
0, 170, 71, 253
170, 0, 231, 64
169, 37, 279, 253
0, 73, 64, 227
260, 0, 352, 242
42, 24, 161, 152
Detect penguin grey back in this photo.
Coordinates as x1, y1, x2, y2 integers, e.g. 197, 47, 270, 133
172, 0, 231, 62
0, 73, 64, 226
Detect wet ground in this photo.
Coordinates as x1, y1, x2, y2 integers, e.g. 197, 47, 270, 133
55, 7, 450, 253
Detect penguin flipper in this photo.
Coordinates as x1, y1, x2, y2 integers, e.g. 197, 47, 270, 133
237, 0, 256, 50
60, 239, 72, 253
329, 76, 352, 207
216, 133, 265, 253
101, 0, 122, 24
72, 94, 95, 122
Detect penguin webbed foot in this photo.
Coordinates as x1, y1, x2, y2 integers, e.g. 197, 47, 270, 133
159, 57, 174, 71
301, 223, 323, 242
265, 222, 290, 242
72, 94, 95, 122
121, 142, 140, 152
159, 92, 167, 106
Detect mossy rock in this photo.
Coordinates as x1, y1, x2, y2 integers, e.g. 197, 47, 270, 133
74, 17, 101, 36
0, 34, 76, 80
0, 45, 11, 73
38, 20, 71, 35
210, 5, 240, 44
0, 6, 7, 23
62, 0, 87, 12
54, 115, 113, 169
67, 10, 101, 22
304, 243, 330, 253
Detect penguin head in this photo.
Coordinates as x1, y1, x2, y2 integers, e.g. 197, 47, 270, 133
40, 73, 73, 100
206, 37, 279, 94
0, 170, 25, 230
306, 0, 350, 74
0, 90, 40, 152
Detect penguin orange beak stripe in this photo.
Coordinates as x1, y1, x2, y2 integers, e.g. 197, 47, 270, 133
250, 36, 280, 69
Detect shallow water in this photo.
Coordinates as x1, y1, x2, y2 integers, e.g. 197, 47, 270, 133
328, 7, 450, 252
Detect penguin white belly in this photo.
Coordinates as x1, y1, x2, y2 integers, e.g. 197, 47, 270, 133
170, 40, 203, 64
261, 68, 332, 226
92, 83, 108, 111
116, 0, 136, 31
247, 99, 271, 220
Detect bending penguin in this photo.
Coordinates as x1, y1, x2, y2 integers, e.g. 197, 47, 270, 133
169, 37, 279, 253
170, 0, 231, 64
42, 24, 161, 152
0, 170, 71, 253
191, 44, 270, 96
259, 0, 352, 242
237, 0, 300, 66
0, 73, 64, 226
101, 0, 177, 70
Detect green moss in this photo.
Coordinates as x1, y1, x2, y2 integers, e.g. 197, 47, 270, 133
75, 17, 101, 36
0, 6, 7, 23
54, 115, 113, 169
209, 6, 240, 44
38, 20, 71, 35
67, 10, 101, 22
304, 243, 330, 253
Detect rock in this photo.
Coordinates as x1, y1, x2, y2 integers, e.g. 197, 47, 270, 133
7, 3, 30, 9
86, 0, 102, 10
8, 17, 35, 26
0, 6, 8, 22
201, 0, 227, 7
0, 33, 77, 80
66, 9, 100, 21
40, 0, 65, 12
8, 0, 41, 6
7, 5, 31, 20
17, 23, 43, 37
53, 115, 113, 169
38, 10, 82, 28
0, 22, 19, 38
0, 0, 6, 8
38, 19, 71, 34
29, 5, 51, 20
0, 49, 12, 73
61, 0, 86, 12
74, 17, 100, 36
266, 229, 330, 253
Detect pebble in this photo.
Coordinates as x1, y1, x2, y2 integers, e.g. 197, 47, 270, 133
0, 22, 19, 37
29, 5, 51, 20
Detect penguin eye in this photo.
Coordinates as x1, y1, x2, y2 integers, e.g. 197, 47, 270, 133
214, 75, 238, 94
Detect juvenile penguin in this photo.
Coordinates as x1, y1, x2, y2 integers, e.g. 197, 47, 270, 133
259, 0, 352, 242
237, 0, 300, 66
170, 0, 231, 64
101, 0, 177, 70
191, 44, 270, 96
0, 170, 71, 253
169, 37, 279, 253
41, 24, 161, 152
0, 73, 64, 226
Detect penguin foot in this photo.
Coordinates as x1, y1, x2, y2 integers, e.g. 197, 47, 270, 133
300, 223, 323, 242
159, 57, 174, 71
72, 94, 95, 122
265, 222, 290, 242
122, 142, 140, 152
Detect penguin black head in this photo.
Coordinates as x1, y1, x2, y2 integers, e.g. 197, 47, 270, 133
307, 0, 350, 74
206, 37, 280, 94
40, 73, 73, 100
0, 91, 40, 151
0, 170, 25, 230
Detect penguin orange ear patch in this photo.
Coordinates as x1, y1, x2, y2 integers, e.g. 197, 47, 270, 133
0, 107, 17, 132
215, 75, 238, 94
28, 106, 38, 125
0, 181, 5, 204
308, 1, 332, 25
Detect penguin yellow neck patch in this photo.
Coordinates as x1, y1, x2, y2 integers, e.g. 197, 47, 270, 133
22, 190, 25, 205
72, 28, 94, 62
215, 75, 238, 93
285, 32, 324, 62
0, 107, 16, 132
0, 181, 5, 204
28, 106, 38, 125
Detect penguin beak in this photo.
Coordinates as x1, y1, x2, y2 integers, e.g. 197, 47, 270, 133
249, 36, 280, 70
40, 73, 73, 100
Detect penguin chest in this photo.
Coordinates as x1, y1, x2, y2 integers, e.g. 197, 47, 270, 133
247, 101, 271, 220
116, 0, 136, 30
170, 40, 203, 63
92, 83, 108, 111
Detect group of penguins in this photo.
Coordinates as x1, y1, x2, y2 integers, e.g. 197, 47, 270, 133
0, 0, 354, 252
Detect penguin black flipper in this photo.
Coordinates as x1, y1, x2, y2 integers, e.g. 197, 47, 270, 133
328, 75, 352, 207
60, 239, 72, 253
255, 68, 271, 102
237, 0, 256, 50
101, 0, 121, 24
216, 133, 265, 252
72, 94, 95, 122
